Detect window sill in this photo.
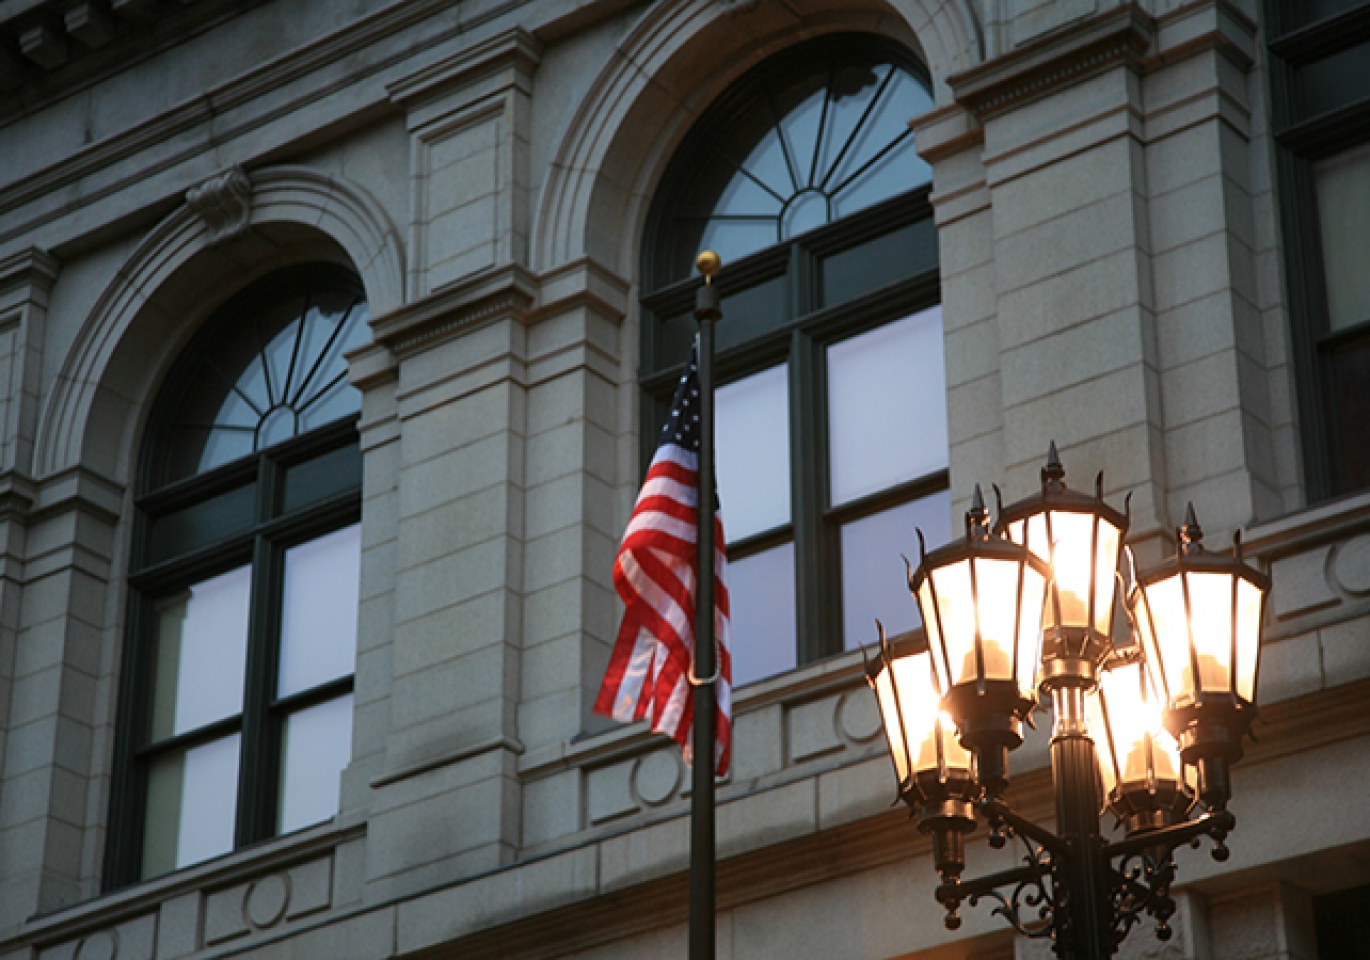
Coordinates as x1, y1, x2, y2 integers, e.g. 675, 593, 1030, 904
518, 647, 871, 779
15, 818, 365, 946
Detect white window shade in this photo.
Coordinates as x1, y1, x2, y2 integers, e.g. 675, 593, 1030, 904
827, 306, 948, 506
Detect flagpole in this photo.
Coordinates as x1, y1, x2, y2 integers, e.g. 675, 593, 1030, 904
690, 251, 721, 960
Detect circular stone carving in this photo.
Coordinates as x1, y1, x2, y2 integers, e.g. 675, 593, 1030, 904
1333, 534, 1370, 595
634, 750, 682, 806
75, 931, 117, 960
245, 874, 291, 929
837, 689, 883, 743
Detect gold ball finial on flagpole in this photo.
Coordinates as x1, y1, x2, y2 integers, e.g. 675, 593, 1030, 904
696, 250, 721, 284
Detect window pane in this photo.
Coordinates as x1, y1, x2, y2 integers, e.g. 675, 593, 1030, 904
278, 693, 354, 834
729, 543, 798, 686
827, 307, 948, 505
278, 525, 362, 698
146, 482, 257, 564
716, 365, 791, 542
151, 566, 251, 740
282, 443, 363, 512
1314, 143, 1370, 332
820, 218, 937, 308
1330, 336, 1370, 490
840, 492, 953, 649
828, 68, 933, 216
1298, 38, 1370, 119
142, 733, 241, 878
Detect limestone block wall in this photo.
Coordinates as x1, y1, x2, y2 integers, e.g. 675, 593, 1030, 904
0, 0, 1365, 958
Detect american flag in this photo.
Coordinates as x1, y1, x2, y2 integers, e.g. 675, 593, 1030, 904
595, 343, 732, 775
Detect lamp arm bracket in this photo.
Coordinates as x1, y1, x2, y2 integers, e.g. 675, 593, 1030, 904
1098, 810, 1235, 946
1102, 810, 1235, 863
935, 859, 1057, 940
981, 799, 1069, 856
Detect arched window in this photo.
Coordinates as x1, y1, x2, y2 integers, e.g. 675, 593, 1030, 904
641, 34, 950, 686
106, 264, 369, 887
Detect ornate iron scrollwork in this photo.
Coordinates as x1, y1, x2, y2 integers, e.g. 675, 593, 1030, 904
934, 809, 1236, 957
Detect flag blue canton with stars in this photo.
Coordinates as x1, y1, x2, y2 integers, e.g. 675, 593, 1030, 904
662, 343, 703, 452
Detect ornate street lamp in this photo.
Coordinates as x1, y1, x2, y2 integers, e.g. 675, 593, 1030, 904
907, 485, 1050, 798
1130, 505, 1269, 811
870, 446, 1270, 960
1087, 655, 1195, 836
866, 627, 975, 882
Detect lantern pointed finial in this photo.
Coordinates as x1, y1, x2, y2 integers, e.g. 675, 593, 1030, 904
1178, 502, 1204, 556
1042, 441, 1066, 492
966, 484, 990, 540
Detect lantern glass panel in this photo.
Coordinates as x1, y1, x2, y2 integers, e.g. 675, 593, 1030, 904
1186, 571, 1235, 694
918, 579, 948, 693
1236, 577, 1262, 702
1144, 575, 1192, 701
971, 556, 1021, 681
895, 652, 971, 773
872, 664, 910, 783
1016, 566, 1048, 695
930, 559, 976, 686
1086, 693, 1119, 796
1100, 662, 1182, 786
1048, 511, 1096, 627
1092, 520, 1122, 633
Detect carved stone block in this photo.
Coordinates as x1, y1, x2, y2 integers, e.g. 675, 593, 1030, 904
185, 167, 253, 247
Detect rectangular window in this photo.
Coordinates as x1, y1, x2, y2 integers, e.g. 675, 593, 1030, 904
1267, 0, 1370, 500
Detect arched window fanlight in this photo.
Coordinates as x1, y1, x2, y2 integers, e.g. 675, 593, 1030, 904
160, 268, 370, 483
653, 35, 934, 284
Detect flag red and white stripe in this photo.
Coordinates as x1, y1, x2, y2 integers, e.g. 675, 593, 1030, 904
595, 347, 732, 775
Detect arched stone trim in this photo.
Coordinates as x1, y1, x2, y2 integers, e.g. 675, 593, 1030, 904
533, 0, 981, 276
35, 165, 404, 480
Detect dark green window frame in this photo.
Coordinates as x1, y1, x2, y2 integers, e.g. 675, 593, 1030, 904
640, 34, 944, 670
105, 265, 365, 889
1267, 1, 1370, 500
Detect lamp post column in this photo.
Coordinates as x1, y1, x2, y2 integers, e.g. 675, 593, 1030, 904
1049, 684, 1113, 960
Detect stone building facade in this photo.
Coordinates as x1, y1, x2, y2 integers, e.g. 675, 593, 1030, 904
0, 0, 1366, 958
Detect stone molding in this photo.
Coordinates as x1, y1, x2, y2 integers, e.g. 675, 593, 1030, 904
386, 26, 542, 119
532, 0, 972, 273
1, 824, 362, 960
184, 166, 252, 247
34, 164, 404, 478
948, 3, 1155, 119
0, 246, 59, 302
0, 0, 506, 251
0, 0, 267, 98
368, 262, 538, 358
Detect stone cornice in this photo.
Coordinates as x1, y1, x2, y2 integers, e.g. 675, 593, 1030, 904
949, 4, 1156, 120
29, 464, 123, 525
368, 263, 538, 358
1242, 487, 1370, 561
0, 0, 532, 253
0, 0, 270, 104
525, 256, 630, 325
0, 244, 58, 300
386, 25, 542, 117
909, 102, 983, 164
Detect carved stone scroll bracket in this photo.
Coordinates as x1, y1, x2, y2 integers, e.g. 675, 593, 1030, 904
186, 166, 253, 246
